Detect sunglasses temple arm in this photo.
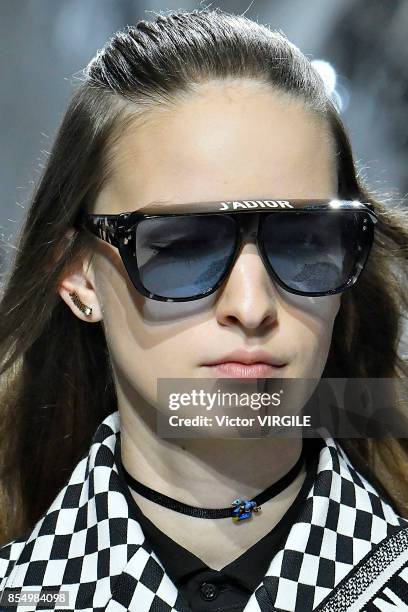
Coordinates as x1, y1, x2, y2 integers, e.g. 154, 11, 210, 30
75, 213, 121, 248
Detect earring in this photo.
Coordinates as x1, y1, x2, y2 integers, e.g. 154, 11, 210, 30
69, 291, 93, 317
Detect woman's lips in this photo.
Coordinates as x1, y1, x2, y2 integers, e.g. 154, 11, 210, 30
203, 362, 287, 378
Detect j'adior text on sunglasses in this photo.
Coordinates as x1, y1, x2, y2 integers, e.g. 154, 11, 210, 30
73, 198, 378, 302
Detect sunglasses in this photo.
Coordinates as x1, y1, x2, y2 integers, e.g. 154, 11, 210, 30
74, 198, 378, 302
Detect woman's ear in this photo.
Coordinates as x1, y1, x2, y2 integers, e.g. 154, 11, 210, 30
57, 231, 103, 323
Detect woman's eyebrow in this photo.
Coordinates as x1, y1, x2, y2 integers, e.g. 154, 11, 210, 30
136, 199, 209, 214
136, 199, 178, 213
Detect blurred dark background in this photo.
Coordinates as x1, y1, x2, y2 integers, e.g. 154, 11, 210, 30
0, 0, 407, 351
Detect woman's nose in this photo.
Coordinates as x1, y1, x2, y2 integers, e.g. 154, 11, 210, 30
214, 235, 279, 332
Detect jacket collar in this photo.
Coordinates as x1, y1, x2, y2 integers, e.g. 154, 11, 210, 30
4, 411, 407, 611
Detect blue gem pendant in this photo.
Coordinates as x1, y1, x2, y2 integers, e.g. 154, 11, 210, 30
231, 498, 262, 522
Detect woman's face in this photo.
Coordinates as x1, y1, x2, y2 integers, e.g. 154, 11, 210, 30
60, 79, 341, 411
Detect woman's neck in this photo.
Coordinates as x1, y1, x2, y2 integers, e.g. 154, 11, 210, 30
119, 396, 304, 510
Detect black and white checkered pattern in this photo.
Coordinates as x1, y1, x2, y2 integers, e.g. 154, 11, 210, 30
0, 411, 407, 611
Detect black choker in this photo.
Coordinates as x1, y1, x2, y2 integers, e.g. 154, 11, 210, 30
120, 438, 306, 522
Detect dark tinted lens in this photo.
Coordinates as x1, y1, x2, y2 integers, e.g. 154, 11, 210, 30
260, 211, 372, 293
134, 215, 237, 298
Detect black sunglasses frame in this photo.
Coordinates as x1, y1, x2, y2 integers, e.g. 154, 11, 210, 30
74, 199, 378, 302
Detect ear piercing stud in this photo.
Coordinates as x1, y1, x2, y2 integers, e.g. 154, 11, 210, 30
69, 291, 93, 317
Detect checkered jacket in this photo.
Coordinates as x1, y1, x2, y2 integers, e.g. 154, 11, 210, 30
0, 411, 407, 611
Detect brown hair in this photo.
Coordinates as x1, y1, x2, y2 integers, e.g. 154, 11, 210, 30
1, 7, 407, 545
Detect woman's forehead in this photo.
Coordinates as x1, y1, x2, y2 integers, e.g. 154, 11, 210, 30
96, 84, 337, 215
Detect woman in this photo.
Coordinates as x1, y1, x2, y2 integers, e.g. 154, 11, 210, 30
0, 8, 407, 612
